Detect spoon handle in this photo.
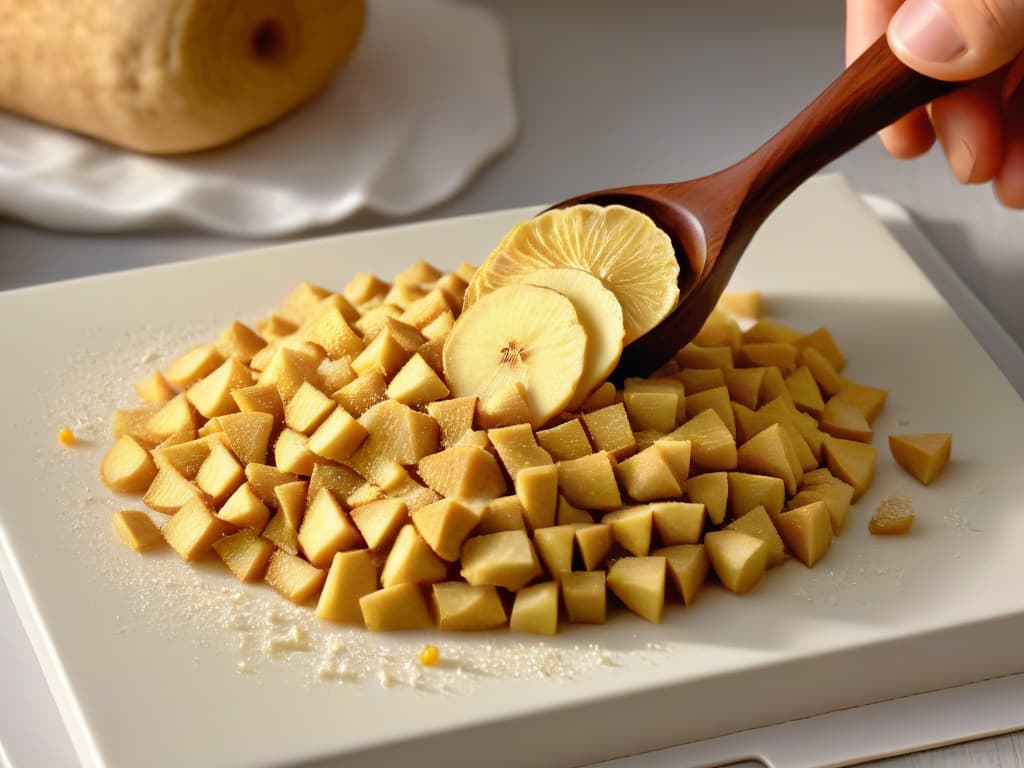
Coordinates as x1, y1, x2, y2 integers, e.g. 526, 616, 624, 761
739, 34, 960, 222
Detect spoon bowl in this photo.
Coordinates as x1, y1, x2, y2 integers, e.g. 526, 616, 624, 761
550, 36, 962, 381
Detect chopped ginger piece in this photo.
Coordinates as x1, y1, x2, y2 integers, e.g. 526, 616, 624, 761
869, 494, 915, 535
888, 433, 952, 485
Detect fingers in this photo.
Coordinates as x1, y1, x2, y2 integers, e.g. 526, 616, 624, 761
930, 72, 1006, 182
994, 90, 1024, 207
888, 0, 1024, 81
848, 0, 938, 156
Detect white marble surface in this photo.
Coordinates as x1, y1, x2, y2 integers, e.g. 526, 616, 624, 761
1, 1, 1022, 766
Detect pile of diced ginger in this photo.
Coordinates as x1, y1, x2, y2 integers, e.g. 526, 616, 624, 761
102, 259, 888, 635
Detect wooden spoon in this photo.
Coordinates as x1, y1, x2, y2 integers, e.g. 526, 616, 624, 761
552, 36, 961, 380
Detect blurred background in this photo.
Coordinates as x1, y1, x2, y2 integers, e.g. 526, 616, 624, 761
1, 0, 1021, 349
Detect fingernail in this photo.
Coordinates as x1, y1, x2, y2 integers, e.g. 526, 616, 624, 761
949, 138, 977, 183
890, 0, 966, 63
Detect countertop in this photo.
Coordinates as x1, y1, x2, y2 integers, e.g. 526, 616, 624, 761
1, 2, 1022, 767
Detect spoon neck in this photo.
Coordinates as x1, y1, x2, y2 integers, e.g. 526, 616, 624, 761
736, 36, 957, 226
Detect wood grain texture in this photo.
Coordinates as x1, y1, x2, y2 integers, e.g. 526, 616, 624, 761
553, 36, 960, 380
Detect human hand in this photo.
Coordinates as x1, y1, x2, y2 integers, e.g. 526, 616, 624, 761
846, 0, 1024, 207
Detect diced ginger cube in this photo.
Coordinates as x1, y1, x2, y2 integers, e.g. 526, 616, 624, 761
418, 445, 507, 500
256, 314, 298, 342
352, 329, 414, 379
216, 411, 274, 466
478, 382, 533, 429
561, 570, 606, 624
784, 366, 825, 419
743, 318, 803, 344
793, 327, 846, 372
601, 506, 654, 556
724, 367, 766, 410
112, 510, 163, 552
217, 483, 271, 532
432, 582, 507, 631
820, 396, 873, 443
165, 343, 224, 388
488, 423, 553, 479
675, 344, 733, 370
308, 462, 363, 506
837, 381, 888, 423
685, 471, 728, 525
726, 505, 787, 567
654, 543, 709, 605
615, 444, 682, 502
737, 343, 798, 375
111, 403, 164, 445
737, 423, 801, 495
265, 549, 326, 604
460, 530, 542, 591
257, 347, 321, 404
574, 523, 613, 571
213, 528, 274, 581
284, 381, 335, 434
399, 289, 452, 330
318, 356, 357, 394
274, 481, 308, 530
533, 525, 576, 580
144, 466, 203, 515
869, 494, 915, 535
146, 393, 198, 442
360, 583, 432, 631
274, 426, 315, 475
650, 501, 705, 546
262, 512, 299, 555
195, 441, 245, 505
416, 336, 446, 374
420, 310, 456, 341
693, 310, 743, 350
684, 386, 737, 438
536, 419, 592, 461
728, 472, 786, 519
704, 530, 766, 594
556, 452, 622, 511
557, 495, 594, 526
623, 378, 682, 433
380, 525, 448, 588
775, 500, 832, 566
386, 353, 449, 406
299, 307, 364, 360
607, 556, 666, 623
677, 367, 726, 394
316, 549, 378, 624
231, 384, 284, 430
412, 499, 481, 562
100, 435, 158, 493
162, 497, 230, 561
298, 489, 363, 569
134, 371, 176, 404
716, 290, 761, 319
333, 371, 387, 417
353, 303, 402, 339
344, 272, 390, 306
348, 400, 439, 471
580, 382, 617, 412
759, 366, 794, 407
426, 396, 478, 449
244, 463, 300, 508
800, 347, 845, 397
479, 495, 528, 534
789, 480, 853, 536
215, 320, 267, 365
582, 403, 637, 460
510, 581, 560, 635
823, 436, 877, 501
350, 498, 408, 551
888, 433, 952, 485
186, 359, 253, 419
514, 464, 558, 531
669, 408, 737, 471
278, 281, 333, 325
306, 407, 368, 463
757, 398, 820, 469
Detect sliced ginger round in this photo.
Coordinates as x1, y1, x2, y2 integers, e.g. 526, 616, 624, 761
464, 204, 679, 344
522, 268, 625, 410
442, 284, 587, 428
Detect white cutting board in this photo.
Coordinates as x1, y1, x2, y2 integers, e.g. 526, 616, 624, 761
1, 174, 1022, 768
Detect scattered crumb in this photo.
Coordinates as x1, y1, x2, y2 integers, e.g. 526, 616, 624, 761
869, 494, 915, 535
419, 645, 440, 666
58, 427, 75, 446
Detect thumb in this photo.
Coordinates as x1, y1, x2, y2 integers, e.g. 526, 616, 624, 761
888, 0, 1024, 80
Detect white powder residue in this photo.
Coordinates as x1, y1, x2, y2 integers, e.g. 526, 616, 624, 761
30, 318, 623, 695
790, 548, 905, 607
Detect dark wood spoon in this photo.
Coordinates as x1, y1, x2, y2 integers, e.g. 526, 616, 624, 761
551, 35, 961, 381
